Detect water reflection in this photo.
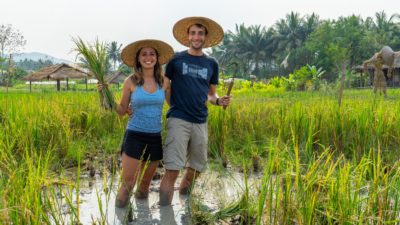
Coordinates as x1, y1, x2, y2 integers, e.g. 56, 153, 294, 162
113, 194, 190, 225
159, 205, 177, 225
160, 194, 190, 225
72, 169, 253, 224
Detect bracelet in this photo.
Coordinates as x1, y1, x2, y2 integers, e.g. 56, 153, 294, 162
216, 98, 220, 106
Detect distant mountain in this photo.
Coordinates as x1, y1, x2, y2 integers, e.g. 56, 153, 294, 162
12, 52, 72, 64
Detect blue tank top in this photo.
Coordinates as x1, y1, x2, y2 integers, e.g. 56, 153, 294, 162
127, 85, 165, 133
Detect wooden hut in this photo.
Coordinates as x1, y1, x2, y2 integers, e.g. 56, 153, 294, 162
22, 63, 89, 92
352, 59, 400, 87
105, 71, 128, 89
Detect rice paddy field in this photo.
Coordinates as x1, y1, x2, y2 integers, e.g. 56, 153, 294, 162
1, 86, 400, 224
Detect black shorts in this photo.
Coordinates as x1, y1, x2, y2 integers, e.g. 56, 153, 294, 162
121, 129, 163, 161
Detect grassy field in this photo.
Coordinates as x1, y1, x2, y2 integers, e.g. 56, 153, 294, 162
1, 86, 400, 224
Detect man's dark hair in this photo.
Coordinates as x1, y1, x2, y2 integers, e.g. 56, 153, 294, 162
187, 23, 208, 35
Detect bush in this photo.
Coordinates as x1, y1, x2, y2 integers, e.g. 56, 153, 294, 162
269, 65, 325, 91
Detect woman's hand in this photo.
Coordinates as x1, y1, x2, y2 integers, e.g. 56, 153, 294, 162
97, 83, 109, 92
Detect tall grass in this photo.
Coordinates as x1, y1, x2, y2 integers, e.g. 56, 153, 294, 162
0, 92, 124, 223
1, 88, 400, 224
191, 146, 400, 224
209, 89, 400, 168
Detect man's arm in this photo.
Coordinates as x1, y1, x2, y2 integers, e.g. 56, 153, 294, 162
163, 76, 171, 106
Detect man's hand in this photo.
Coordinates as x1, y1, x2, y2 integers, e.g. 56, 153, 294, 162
218, 95, 231, 107
126, 108, 133, 116
126, 105, 133, 116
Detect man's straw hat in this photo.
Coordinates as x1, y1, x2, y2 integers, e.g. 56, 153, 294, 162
173, 17, 224, 48
121, 39, 174, 67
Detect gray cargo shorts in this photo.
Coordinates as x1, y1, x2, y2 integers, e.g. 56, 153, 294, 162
163, 117, 208, 172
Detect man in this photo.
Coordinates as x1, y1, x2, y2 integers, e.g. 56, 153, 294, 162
159, 17, 231, 205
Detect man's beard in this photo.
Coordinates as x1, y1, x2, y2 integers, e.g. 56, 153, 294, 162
189, 40, 204, 50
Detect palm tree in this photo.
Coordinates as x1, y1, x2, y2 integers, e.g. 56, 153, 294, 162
302, 13, 320, 40
107, 41, 122, 71
273, 12, 320, 72
274, 12, 304, 53
211, 26, 251, 77
273, 12, 306, 71
211, 24, 275, 78
366, 11, 400, 47
210, 33, 236, 71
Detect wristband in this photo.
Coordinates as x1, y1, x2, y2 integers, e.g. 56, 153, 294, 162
216, 98, 220, 106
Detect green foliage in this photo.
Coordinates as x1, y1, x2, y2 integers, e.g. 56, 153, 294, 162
117, 63, 132, 75
290, 65, 312, 90
194, 89, 400, 224
212, 11, 400, 82
1, 89, 400, 223
107, 41, 122, 71
211, 24, 276, 78
0, 57, 5, 83
269, 65, 325, 91
15, 58, 53, 71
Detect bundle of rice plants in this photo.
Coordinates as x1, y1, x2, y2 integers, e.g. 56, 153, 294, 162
73, 37, 116, 110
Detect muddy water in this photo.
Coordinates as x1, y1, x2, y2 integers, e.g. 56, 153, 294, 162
69, 167, 260, 225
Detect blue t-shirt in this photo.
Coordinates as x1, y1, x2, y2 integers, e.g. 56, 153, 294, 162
165, 50, 219, 123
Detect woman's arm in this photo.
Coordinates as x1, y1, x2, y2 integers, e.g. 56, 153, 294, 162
116, 77, 134, 116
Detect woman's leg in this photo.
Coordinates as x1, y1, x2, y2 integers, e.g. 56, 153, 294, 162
116, 152, 141, 207
135, 160, 159, 198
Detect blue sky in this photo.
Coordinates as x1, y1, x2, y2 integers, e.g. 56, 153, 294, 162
1, 0, 399, 61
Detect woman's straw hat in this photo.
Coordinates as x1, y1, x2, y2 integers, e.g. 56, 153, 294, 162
121, 39, 174, 67
173, 17, 224, 48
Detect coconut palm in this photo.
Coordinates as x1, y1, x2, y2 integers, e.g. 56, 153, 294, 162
368, 11, 400, 48
234, 24, 275, 75
302, 13, 320, 40
211, 27, 252, 77
210, 34, 235, 71
274, 12, 305, 54
211, 24, 275, 78
273, 12, 315, 71
107, 41, 122, 71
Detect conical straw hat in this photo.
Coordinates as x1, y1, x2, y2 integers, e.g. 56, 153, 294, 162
173, 17, 224, 48
121, 39, 174, 67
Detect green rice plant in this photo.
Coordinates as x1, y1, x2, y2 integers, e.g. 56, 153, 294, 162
0, 92, 126, 224
2, 88, 400, 224
73, 37, 116, 110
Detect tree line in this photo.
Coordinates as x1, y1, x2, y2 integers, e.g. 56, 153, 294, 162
210, 11, 400, 81
2, 11, 399, 87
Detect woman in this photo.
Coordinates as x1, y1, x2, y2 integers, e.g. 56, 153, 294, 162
106, 39, 173, 208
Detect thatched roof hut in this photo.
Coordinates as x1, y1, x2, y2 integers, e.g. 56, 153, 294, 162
105, 71, 128, 90
106, 71, 128, 84
352, 63, 400, 72
22, 63, 88, 80
352, 58, 400, 86
22, 63, 90, 91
